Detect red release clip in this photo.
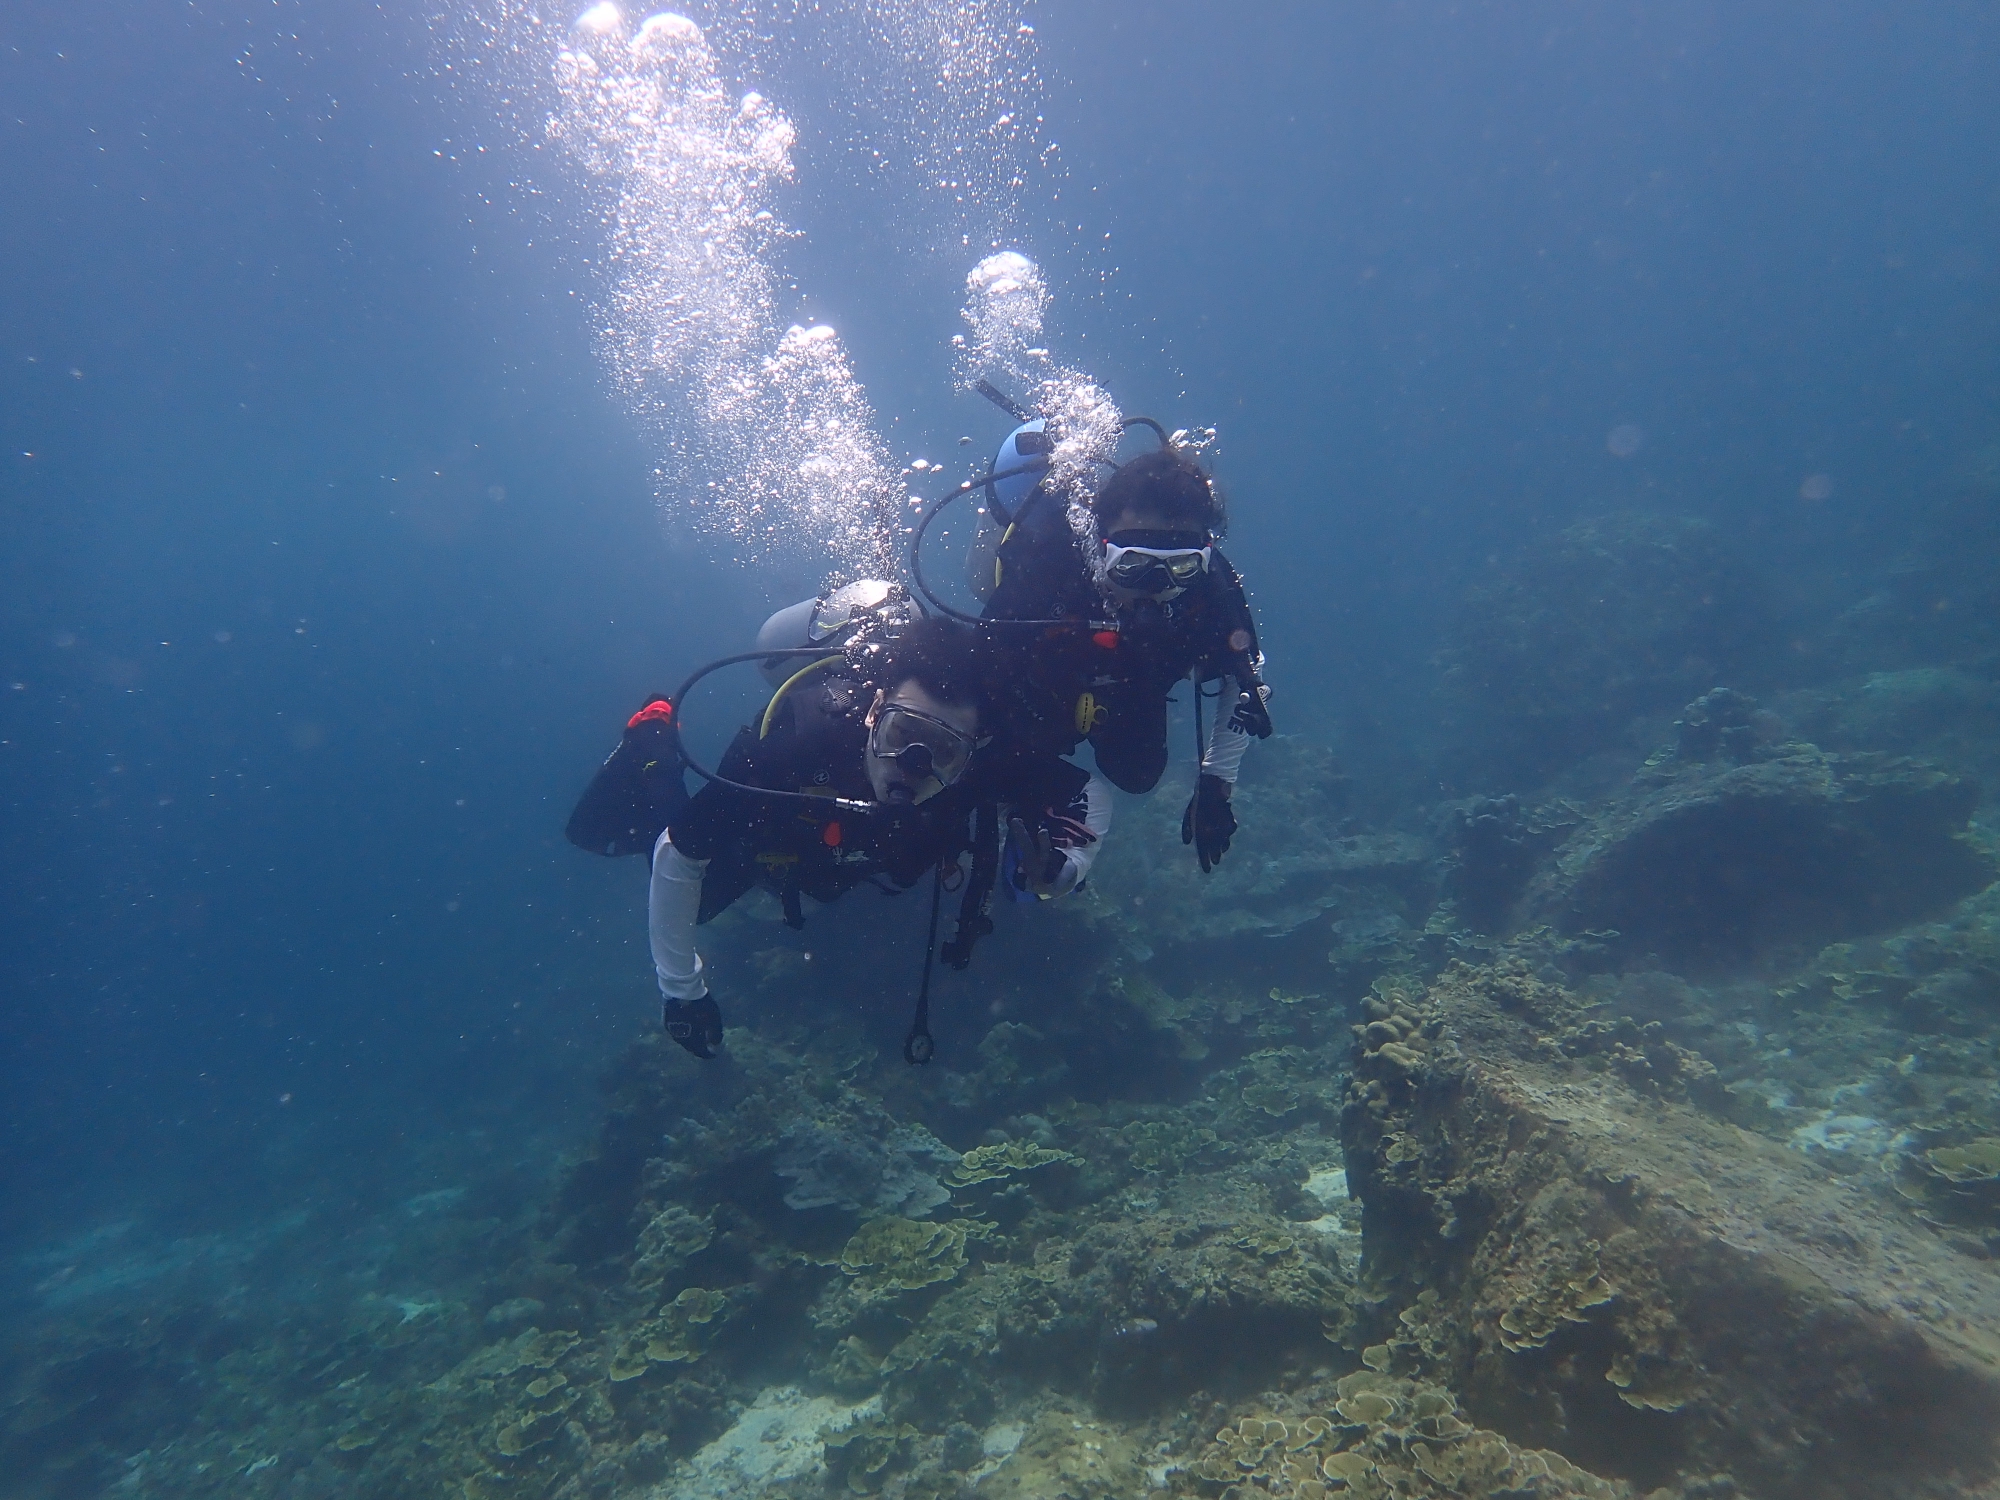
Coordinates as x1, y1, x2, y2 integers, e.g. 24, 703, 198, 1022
1091, 630, 1120, 650
822, 821, 843, 848
627, 699, 674, 729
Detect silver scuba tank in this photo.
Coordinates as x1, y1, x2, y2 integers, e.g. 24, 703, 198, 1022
753, 579, 916, 688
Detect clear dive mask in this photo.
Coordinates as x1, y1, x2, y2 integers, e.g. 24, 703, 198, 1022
1100, 529, 1213, 595
867, 703, 977, 793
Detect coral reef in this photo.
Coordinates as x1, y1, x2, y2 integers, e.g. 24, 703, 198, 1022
775, 1116, 963, 1217
1442, 793, 1581, 933
1340, 952, 2000, 1497
1176, 1372, 1629, 1500
16, 540, 2000, 1500
950, 1139, 1080, 1186
837, 1216, 991, 1293
1524, 725, 1993, 970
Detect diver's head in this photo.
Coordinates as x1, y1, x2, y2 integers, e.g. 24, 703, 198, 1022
858, 617, 986, 805
1089, 448, 1225, 602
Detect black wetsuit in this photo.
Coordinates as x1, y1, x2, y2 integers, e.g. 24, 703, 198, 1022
671, 669, 1091, 931
982, 492, 1267, 794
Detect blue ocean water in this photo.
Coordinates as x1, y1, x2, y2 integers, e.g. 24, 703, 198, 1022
4, 3, 1998, 1496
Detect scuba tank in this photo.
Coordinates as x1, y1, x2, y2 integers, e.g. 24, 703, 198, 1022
967, 417, 1051, 602
753, 578, 917, 688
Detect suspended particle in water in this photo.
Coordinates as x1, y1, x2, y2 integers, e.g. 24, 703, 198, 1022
1606, 422, 1644, 458
1798, 473, 1833, 502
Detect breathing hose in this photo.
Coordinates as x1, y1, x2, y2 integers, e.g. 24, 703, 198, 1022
904, 415, 1172, 627
667, 649, 878, 813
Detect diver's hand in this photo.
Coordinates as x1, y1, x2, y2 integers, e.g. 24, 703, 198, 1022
1006, 816, 1065, 898
1008, 811, 1095, 898
663, 993, 723, 1059
1228, 685, 1273, 739
1181, 774, 1237, 873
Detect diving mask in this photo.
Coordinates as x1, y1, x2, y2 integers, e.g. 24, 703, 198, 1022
867, 703, 977, 795
1100, 529, 1212, 595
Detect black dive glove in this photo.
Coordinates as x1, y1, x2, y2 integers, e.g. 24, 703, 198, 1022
1228, 684, 1274, 739
662, 993, 723, 1060
1181, 773, 1237, 873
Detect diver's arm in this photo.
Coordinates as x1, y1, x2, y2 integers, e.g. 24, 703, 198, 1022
1007, 772, 1113, 900
1183, 672, 1266, 873
648, 830, 709, 1000
1200, 678, 1262, 786
1049, 772, 1115, 895
1197, 553, 1273, 787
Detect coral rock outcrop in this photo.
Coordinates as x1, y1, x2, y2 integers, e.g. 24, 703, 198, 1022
1340, 957, 2000, 1498
1524, 743, 1992, 969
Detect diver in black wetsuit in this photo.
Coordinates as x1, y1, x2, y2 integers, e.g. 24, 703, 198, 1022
981, 442, 1273, 872
629, 616, 1107, 1058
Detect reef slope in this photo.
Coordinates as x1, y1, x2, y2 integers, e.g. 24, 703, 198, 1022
1343, 958, 2000, 1499
1523, 744, 1992, 970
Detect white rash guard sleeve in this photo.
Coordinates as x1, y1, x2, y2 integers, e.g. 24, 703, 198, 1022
1200, 677, 1261, 785
1200, 692, 1248, 788
649, 830, 709, 1001
1048, 773, 1116, 897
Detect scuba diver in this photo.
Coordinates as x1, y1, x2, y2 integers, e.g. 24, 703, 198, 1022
569, 608, 1109, 1060
564, 579, 920, 861
968, 418, 1273, 874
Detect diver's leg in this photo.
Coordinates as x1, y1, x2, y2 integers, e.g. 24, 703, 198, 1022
649, 829, 709, 1001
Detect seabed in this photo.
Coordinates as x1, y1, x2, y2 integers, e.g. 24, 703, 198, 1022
11, 658, 2000, 1499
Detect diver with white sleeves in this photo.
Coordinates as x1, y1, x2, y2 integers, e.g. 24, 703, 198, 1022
914, 399, 1272, 873
569, 609, 1109, 1060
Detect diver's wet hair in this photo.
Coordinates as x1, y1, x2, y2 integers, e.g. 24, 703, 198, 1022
855, 614, 986, 715
1090, 448, 1227, 537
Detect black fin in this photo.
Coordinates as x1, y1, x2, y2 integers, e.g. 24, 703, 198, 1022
564, 718, 690, 857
